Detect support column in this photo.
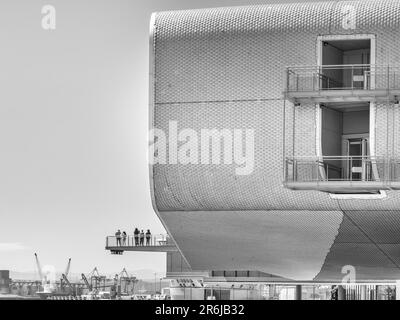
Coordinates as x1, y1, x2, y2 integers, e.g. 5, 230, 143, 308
360, 285, 366, 300
395, 281, 400, 300
338, 285, 346, 300
295, 285, 302, 300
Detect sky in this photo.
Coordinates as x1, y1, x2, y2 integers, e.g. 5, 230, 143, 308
0, 0, 326, 277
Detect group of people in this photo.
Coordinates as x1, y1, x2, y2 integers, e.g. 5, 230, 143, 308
114, 229, 152, 246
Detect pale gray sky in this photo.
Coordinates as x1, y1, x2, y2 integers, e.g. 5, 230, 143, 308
0, 0, 325, 276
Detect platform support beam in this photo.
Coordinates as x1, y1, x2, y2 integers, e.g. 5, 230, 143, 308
295, 285, 302, 300
396, 281, 400, 300
338, 285, 346, 300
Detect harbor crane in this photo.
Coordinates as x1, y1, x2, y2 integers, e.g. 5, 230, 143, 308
81, 267, 106, 291
115, 268, 137, 295
81, 273, 92, 291
34, 253, 43, 282
60, 258, 72, 292
60, 258, 75, 294
61, 273, 75, 295
35, 253, 74, 292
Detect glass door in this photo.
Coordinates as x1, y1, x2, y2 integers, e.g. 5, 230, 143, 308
342, 137, 369, 181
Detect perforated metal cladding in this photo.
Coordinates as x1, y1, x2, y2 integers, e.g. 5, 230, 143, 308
338, 103, 400, 212
151, 0, 400, 280
154, 0, 400, 104
160, 210, 343, 281
153, 100, 337, 211
155, 30, 321, 103
315, 211, 400, 281
152, 0, 400, 212
330, 1, 400, 37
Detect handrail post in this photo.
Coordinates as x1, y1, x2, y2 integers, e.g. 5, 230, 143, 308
319, 65, 321, 91
286, 67, 290, 92
285, 159, 288, 182
327, 163, 329, 181
351, 65, 354, 91
350, 157, 353, 181
312, 68, 315, 91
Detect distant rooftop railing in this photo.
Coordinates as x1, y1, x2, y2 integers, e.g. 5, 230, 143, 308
284, 156, 400, 192
284, 65, 400, 103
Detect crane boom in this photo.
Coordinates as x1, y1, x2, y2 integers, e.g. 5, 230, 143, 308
81, 273, 92, 291
64, 258, 71, 277
62, 274, 73, 290
34, 253, 43, 280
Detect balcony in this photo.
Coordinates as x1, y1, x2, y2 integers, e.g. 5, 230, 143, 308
284, 65, 400, 104
105, 234, 178, 255
284, 156, 400, 193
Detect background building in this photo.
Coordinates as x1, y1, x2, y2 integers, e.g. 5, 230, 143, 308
0, 270, 10, 294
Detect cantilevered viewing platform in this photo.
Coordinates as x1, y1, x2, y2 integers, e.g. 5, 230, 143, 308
105, 234, 178, 255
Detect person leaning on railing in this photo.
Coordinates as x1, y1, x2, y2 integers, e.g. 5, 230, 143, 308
140, 230, 145, 246
146, 229, 151, 245
122, 231, 127, 246
115, 229, 121, 246
134, 228, 140, 246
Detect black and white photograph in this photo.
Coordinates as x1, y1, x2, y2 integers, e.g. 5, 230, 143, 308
1, 0, 400, 311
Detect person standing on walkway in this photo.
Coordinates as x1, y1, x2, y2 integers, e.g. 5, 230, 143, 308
122, 231, 127, 246
145, 229, 151, 246
134, 228, 140, 246
115, 229, 121, 246
140, 230, 145, 246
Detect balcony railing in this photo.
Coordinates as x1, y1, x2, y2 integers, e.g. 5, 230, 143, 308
286, 64, 400, 91
106, 234, 170, 247
284, 64, 400, 103
105, 234, 178, 254
284, 156, 400, 191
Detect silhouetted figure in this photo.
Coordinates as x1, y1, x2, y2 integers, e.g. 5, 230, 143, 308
146, 229, 151, 245
140, 230, 145, 246
115, 230, 121, 246
122, 231, 127, 246
134, 228, 140, 246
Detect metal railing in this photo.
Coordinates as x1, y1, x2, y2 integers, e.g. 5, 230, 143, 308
106, 234, 170, 248
286, 64, 400, 92
285, 156, 400, 183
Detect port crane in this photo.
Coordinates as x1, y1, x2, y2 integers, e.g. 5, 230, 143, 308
61, 274, 75, 295
81, 267, 106, 291
34, 253, 79, 296
60, 258, 72, 293
115, 268, 137, 295
34, 253, 43, 282
81, 273, 92, 291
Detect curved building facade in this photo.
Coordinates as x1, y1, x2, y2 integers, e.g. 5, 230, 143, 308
149, 0, 400, 281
